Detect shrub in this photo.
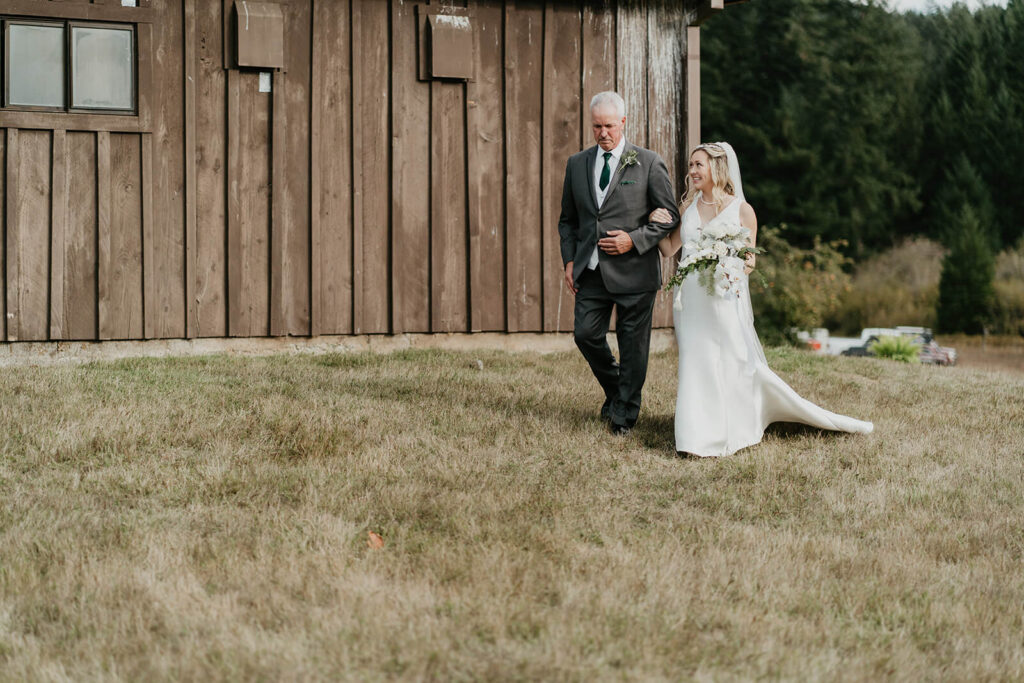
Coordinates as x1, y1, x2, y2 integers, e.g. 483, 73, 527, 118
869, 335, 920, 363
937, 205, 996, 334
749, 225, 851, 345
828, 238, 945, 335
993, 240, 1024, 336
831, 237, 1023, 337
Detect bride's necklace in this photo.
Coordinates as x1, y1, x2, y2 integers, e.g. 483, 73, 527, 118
696, 193, 726, 231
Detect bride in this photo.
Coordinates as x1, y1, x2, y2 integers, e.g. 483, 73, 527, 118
650, 142, 873, 458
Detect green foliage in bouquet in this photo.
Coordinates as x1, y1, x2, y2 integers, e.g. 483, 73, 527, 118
869, 335, 920, 363
663, 245, 764, 294
748, 226, 851, 346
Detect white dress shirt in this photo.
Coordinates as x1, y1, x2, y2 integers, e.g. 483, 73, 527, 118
588, 136, 627, 270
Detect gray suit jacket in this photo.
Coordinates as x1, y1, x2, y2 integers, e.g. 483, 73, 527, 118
558, 142, 680, 294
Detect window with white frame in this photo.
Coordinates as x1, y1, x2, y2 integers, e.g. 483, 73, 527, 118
3, 18, 136, 113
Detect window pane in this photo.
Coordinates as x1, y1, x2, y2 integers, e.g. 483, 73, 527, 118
71, 26, 134, 110
7, 24, 66, 108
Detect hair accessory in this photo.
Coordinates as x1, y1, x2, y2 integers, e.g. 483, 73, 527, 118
694, 143, 726, 155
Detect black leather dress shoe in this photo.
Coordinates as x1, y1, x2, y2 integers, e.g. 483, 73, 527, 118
610, 424, 631, 436
600, 398, 613, 422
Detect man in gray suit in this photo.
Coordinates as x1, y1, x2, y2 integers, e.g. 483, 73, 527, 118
558, 91, 680, 435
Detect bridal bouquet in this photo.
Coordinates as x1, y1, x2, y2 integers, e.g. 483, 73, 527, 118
664, 220, 763, 299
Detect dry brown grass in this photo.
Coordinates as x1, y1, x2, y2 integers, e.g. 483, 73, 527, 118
1, 348, 1023, 680
942, 334, 1024, 374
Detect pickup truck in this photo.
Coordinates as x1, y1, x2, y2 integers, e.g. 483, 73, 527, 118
839, 326, 957, 365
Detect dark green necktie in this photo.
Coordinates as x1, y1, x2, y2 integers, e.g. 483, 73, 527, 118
599, 152, 612, 191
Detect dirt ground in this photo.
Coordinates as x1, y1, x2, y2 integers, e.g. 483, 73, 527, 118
939, 334, 1024, 374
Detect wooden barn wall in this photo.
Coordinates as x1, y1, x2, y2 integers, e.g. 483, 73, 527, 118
0, 0, 690, 342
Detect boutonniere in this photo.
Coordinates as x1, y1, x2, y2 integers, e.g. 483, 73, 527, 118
618, 150, 639, 172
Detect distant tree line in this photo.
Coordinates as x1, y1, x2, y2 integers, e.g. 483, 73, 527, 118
701, 0, 1023, 332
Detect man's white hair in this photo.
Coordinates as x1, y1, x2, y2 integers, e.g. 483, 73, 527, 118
589, 91, 626, 118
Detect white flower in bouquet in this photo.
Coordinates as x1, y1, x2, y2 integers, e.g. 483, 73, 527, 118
702, 220, 730, 240
715, 255, 747, 299
664, 220, 764, 300
727, 235, 749, 251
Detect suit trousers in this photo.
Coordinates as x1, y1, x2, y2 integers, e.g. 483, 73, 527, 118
573, 265, 657, 428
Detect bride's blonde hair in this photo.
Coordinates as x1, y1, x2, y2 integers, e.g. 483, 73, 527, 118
680, 143, 735, 213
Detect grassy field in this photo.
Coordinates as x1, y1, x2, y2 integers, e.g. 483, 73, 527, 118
942, 334, 1024, 374
1, 346, 1022, 681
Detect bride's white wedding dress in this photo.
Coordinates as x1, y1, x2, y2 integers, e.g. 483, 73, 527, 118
672, 194, 873, 458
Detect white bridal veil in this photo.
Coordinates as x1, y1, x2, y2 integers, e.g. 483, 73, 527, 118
710, 142, 768, 373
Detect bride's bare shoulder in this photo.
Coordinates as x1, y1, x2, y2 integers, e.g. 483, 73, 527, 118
739, 201, 757, 226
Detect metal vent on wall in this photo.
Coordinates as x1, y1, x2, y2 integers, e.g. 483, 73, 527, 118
234, 0, 284, 70
417, 6, 475, 81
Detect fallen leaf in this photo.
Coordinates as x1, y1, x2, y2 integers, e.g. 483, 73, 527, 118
367, 531, 384, 549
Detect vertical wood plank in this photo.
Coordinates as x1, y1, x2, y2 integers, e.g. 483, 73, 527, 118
430, 79, 469, 333
184, 0, 198, 337
149, 0, 186, 337
141, 133, 155, 338
7, 130, 51, 342
616, 0, 648, 148
647, 0, 684, 186
137, 22, 154, 133
310, 0, 324, 336
226, 70, 272, 337
50, 129, 66, 339
581, 0, 616, 150
136, 5, 157, 339
280, 0, 312, 336
4, 129, 19, 342
65, 132, 98, 340
100, 134, 143, 340
647, 0, 686, 329
466, 0, 506, 332
195, 0, 228, 337
314, 0, 354, 335
542, 0, 582, 333
244, 76, 271, 339
686, 25, 700, 156
391, 0, 431, 334
97, 131, 112, 339
0, 131, 6, 341
226, 70, 242, 335
353, 0, 390, 333
504, 0, 544, 332
270, 74, 287, 337
350, 0, 365, 334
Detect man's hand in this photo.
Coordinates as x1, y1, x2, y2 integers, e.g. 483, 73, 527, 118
564, 261, 577, 295
598, 230, 633, 255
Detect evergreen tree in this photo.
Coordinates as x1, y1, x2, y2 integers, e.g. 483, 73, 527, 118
699, 0, 1023, 256
936, 204, 996, 334
700, 0, 924, 256
933, 154, 997, 250
918, 2, 1024, 250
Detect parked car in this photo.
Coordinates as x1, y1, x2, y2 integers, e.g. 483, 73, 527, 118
839, 326, 957, 365
917, 337, 958, 366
